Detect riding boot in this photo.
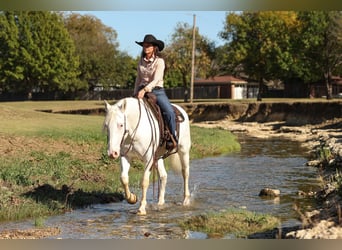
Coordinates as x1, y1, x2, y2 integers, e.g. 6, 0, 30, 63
166, 134, 178, 151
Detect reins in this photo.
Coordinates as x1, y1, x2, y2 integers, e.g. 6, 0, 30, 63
142, 99, 160, 199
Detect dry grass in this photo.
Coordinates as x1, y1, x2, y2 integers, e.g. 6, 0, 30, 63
0, 101, 104, 136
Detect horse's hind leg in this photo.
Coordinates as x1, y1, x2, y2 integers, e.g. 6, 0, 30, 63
180, 152, 191, 206
157, 159, 167, 206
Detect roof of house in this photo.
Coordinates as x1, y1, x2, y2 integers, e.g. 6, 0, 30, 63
332, 76, 342, 85
311, 76, 342, 85
195, 75, 248, 85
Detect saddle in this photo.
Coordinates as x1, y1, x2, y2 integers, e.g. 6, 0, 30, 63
143, 92, 184, 156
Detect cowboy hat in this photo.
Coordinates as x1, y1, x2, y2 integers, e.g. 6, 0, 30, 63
135, 34, 164, 51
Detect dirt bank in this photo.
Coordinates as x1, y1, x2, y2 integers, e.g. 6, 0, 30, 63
180, 101, 342, 125
186, 100, 342, 239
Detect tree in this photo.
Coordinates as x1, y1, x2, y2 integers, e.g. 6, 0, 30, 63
64, 13, 134, 90
296, 11, 342, 99
163, 22, 215, 89
0, 11, 21, 92
0, 11, 81, 97
113, 52, 138, 89
219, 11, 298, 100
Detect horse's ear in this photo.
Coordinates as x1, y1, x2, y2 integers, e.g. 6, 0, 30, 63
104, 100, 111, 112
117, 99, 127, 111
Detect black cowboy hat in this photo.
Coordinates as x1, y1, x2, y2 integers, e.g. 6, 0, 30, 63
135, 34, 164, 51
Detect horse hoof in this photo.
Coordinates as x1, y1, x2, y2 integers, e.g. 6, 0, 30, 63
183, 197, 191, 206
127, 193, 138, 204
137, 210, 146, 216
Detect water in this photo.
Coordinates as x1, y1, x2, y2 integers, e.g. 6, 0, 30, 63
0, 136, 320, 238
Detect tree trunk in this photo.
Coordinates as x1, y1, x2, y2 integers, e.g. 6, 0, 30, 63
324, 72, 333, 100
257, 76, 262, 101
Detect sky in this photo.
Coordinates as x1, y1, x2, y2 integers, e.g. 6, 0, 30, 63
74, 11, 228, 57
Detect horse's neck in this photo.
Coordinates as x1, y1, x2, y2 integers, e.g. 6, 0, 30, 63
125, 97, 159, 138
124, 97, 153, 130
122, 98, 138, 129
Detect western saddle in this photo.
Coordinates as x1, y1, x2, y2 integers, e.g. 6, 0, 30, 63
143, 92, 184, 158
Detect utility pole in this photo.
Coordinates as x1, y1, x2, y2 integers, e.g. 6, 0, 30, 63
190, 14, 196, 103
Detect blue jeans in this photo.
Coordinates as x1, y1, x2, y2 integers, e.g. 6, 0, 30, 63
152, 88, 177, 141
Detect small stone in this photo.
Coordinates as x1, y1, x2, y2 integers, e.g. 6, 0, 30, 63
306, 160, 321, 166
259, 188, 280, 197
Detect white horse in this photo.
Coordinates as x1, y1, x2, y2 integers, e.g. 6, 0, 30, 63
103, 97, 191, 215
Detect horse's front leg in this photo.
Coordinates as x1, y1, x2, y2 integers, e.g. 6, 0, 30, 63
137, 163, 153, 215
157, 158, 167, 206
120, 156, 137, 204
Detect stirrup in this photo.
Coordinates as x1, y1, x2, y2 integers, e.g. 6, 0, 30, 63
166, 140, 176, 150
166, 134, 178, 151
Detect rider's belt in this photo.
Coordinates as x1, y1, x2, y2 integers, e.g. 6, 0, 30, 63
153, 86, 163, 90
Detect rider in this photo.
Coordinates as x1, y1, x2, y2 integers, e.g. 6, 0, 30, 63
134, 34, 177, 150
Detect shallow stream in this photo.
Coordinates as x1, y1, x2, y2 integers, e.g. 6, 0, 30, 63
1, 135, 320, 239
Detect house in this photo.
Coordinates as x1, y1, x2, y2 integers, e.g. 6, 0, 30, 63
194, 75, 257, 99
309, 76, 342, 98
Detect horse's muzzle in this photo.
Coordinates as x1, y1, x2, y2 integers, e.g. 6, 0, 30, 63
108, 150, 119, 159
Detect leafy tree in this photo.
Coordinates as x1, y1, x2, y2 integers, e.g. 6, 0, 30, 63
219, 11, 298, 100
0, 11, 81, 97
113, 51, 138, 89
0, 11, 21, 92
64, 13, 135, 90
296, 11, 342, 99
163, 22, 215, 88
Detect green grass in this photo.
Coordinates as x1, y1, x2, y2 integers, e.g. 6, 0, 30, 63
34, 217, 46, 228
179, 209, 280, 238
0, 148, 125, 221
190, 125, 240, 159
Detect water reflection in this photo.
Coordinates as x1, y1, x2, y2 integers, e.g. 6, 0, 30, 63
237, 136, 310, 158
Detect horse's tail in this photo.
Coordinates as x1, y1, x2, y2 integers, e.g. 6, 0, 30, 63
168, 104, 191, 175
168, 152, 182, 175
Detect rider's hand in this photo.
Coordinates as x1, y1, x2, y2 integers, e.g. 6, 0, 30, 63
137, 89, 146, 99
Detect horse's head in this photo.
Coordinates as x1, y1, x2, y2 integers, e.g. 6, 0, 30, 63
103, 100, 126, 159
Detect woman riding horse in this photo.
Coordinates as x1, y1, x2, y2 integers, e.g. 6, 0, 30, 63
134, 34, 177, 150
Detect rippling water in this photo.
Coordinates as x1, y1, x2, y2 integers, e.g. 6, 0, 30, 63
1, 136, 320, 239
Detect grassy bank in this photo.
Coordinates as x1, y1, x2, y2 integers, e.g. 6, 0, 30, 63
179, 209, 280, 238
0, 101, 240, 223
